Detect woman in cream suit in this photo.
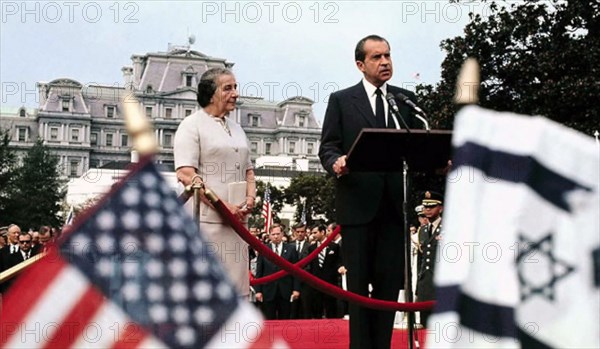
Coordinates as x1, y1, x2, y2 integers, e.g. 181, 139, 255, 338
174, 67, 256, 297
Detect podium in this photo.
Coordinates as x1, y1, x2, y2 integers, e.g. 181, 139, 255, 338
347, 128, 452, 349
346, 129, 452, 172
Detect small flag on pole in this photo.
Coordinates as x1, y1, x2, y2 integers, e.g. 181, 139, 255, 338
262, 185, 272, 233
427, 106, 599, 348
64, 205, 74, 226
0, 157, 286, 348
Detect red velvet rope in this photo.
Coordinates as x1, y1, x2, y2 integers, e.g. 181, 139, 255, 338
250, 225, 340, 285
211, 198, 434, 312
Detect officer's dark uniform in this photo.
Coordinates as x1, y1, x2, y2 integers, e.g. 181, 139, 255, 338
416, 191, 443, 327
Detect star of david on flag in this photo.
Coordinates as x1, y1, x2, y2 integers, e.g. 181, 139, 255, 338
0, 157, 287, 349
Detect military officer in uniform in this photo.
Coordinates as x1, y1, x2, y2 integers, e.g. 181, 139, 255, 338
416, 191, 444, 327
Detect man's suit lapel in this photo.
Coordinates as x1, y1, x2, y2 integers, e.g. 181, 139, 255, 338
350, 82, 377, 128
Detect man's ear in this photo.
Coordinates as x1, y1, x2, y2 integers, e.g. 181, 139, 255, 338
356, 60, 365, 73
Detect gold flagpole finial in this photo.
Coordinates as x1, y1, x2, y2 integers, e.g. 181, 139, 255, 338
122, 96, 157, 156
454, 58, 480, 105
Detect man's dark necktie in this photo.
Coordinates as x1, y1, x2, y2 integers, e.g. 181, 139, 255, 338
375, 88, 386, 128
318, 244, 326, 268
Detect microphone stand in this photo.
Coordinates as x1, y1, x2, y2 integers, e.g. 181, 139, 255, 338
389, 106, 420, 349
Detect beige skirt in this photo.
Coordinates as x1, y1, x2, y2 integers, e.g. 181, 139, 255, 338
199, 221, 250, 297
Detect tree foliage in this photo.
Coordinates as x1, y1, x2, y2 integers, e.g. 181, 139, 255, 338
283, 173, 336, 226
418, 0, 599, 134
0, 129, 17, 221
4, 140, 66, 229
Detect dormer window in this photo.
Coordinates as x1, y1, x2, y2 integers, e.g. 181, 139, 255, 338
106, 105, 116, 118
296, 112, 308, 127
146, 85, 154, 94
61, 98, 71, 112
248, 114, 260, 127
19, 108, 26, 117
182, 66, 197, 87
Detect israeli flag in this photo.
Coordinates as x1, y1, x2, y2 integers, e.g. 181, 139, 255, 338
427, 106, 599, 348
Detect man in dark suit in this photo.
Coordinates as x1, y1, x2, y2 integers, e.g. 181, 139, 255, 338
0, 224, 24, 294
290, 223, 312, 319
306, 224, 343, 318
10, 232, 37, 264
255, 224, 301, 319
319, 34, 421, 349
416, 191, 443, 327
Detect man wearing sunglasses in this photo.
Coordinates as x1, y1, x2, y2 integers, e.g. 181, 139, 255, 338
1, 231, 39, 293
12, 232, 38, 264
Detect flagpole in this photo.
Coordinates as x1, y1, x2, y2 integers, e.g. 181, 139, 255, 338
122, 96, 158, 156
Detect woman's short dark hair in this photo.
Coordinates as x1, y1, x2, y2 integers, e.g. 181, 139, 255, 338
196, 67, 234, 107
355, 34, 390, 62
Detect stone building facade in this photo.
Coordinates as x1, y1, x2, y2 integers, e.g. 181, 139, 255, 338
0, 45, 322, 177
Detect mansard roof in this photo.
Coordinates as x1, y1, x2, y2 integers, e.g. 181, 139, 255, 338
278, 96, 314, 107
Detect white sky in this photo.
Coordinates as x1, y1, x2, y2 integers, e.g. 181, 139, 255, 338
0, 1, 493, 122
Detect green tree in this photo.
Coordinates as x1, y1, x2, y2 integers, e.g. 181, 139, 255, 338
417, 0, 599, 134
8, 140, 66, 229
0, 128, 18, 225
284, 173, 336, 226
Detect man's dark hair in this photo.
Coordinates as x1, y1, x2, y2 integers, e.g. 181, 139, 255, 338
196, 67, 233, 107
292, 223, 306, 230
355, 34, 390, 62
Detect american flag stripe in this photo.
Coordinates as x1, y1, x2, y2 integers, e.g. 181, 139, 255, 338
204, 302, 265, 348
0, 256, 64, 345
42, 285, 103, 349
69, 301, 127, 348
68, 301, 158, 349
2, 260, 87, 348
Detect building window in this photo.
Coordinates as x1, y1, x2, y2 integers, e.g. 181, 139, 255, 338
69, 160, 80, 177
61, 99, 70, 112
298, 115, 306, 127
265, 143, 271, 155
49, 127, 59, 141
307, 142, 314, 155
121, 134, 129, 147
90, 133, 98, 146
106, 134, 113, 147
185, 109, 193, 117
19, 109, 26, 117
289, 141, 296, 154
70, 128, 80, 142
185, 75, 193, 87
145, 106, 153, 118
250, 115, 260, 127
163, 133, 173, 148
165, 108, 173, 119
251, 142, 258, 154
17, 127, 27, 142
106, 106, 115, 118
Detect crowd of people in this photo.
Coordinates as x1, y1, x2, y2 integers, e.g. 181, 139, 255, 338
248, 222, 348, 320
0, 224, 58, 293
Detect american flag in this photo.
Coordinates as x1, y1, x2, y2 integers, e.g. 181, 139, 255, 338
262, 185, 272, 233
0, 158, 285, 349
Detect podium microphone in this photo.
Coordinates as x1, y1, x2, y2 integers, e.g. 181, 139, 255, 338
396, 93, 431, 131
385, 92, 411, 131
